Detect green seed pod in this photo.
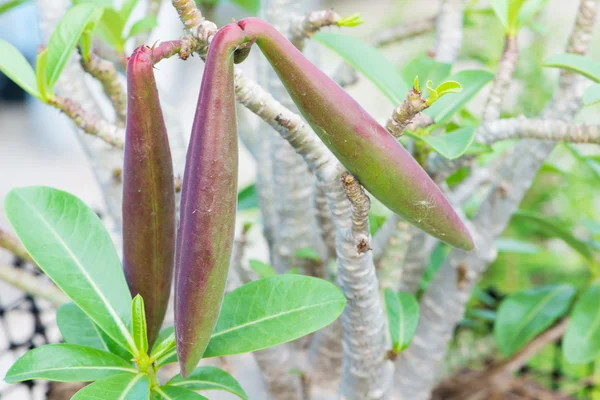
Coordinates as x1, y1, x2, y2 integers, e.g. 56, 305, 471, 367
123, 45, 176, 348
238, 18, 474, 251
174, 24, 248, 377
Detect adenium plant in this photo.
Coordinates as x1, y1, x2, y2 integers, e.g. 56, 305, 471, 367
2, 14, 474, 399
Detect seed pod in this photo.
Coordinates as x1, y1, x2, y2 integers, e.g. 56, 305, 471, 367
238, 18, 474, 251
123, 46, 176, 348
175, 24, 248, 377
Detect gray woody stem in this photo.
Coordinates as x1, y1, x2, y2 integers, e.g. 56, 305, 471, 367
0, 264, 68, 307
289, 9, 341, 51
373, 17, 436, 47
433, 0, 467, 63
481, 36, 519, 123
80, 52, 127, 125
394, 2, 599, 399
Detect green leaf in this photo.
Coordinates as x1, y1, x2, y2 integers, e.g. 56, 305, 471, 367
518, 0, 551, 28
512, 210, 595, 261
57, 302, 132, 361
425, 70, 494, 124
45, 4, 103, 90
150, 327, 175, 361
249, 259, 277, 278
96, 8, 126, 52
491, 0, 528, 33
401, 55, 452, 89
565, 143, 600, 180
583, 84, 600, 106
420, 243, 451, 292
118, 0, 137, 21
4, 187, 135, 353
72, 373, 149, 400
495, 238, 542, 254
294, 247, 321, 261
167, 366, 248, 400
231, 0, 261, 14
237, 184, 258, 210
35, 49, 50, 101
0, 0, 29, 15
385, 289, 419, 353
126, 15, 158, 38
0, 39, 41, 99
369, 212, 387, 236
79, 6, 104, 61
4, 344, 136, 383
336, 13, 364, 28
409, 127, 476, 160
203, 275, 346, 358
491, 0, 509, 30
563, 284, 600, 364
132, 295, 148, 355
153, 386, 208, 400
544, 53, 600, 83
312, 32, 408, 105
494, 284, 576, 356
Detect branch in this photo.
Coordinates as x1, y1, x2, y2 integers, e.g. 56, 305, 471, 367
373, 17, 436, 47
386, 87, 428, 138
372, 216, 412, 290
0, 264, 68, 307
0, 228, 33, 263
50, 96, 124, 148
481, 117, 600, 145
433, 0, 468, 63
80, 52, 127, 125
315, 185, 336, 260
289, 9, 342, 50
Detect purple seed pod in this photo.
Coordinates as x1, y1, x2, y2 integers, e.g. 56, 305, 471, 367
238, 18, 474, 251
174, 24, 249, 377
123, 45, 176, 348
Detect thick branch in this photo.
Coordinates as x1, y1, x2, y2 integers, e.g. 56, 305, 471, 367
433, 0, 467, 63
386, 87, 428, 138
50, 96, 124, 148
0, 264, 68, 307
80, 52, 127, 125
374, 17, 436, 47
482, 36, 519, 122
0, 228, 33, 263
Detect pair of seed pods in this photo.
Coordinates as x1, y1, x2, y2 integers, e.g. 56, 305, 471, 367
123, 18, 474, 378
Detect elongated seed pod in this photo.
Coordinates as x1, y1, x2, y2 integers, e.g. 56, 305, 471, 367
238, 18, 474, 251
123, 46, 176, 348
175, 24, 248, 377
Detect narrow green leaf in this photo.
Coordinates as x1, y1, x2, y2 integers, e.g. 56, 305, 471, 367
312, 32, 408, 105
490, 0, 509, 30
384, 288, 401, 351
153, 386, 208, 400
495, 238, 542, 254
512, 210, 595, 261
565, 143, 600, 180
435, 81, 462, 97
401, 55, 452, 89
294, 247, 321, 261
118, 0, 137, 21
57, 302, 132, 361
0, 0, 29, 15
203, 275, 346, 358
494, 284, 576, 356
73, 0, 113, 6
583, 84, 600, 106
167, 366, 248, 400
231, 0, 261, 14
425, 70, 494, 124
369, 212, 387, 236
385, 290, 419, 353
45, 4, 103, 89
0, 39, 41, 99
96, 8, 126, 52
518, 0, 551, 28
132, 295, 148, 355
80, 6, 104, 61
409, 127, 476, 160
4, 187, 135, 353
126, 15, 158, 38
4, 344, 136, 383
35, 48, 49, 101
249, 259, 277, 278
72, 373, 149, 400
507, 0, 527, 32
563, 284, 600, 364
150, 327, 175, 361
545, 53, 600, 83
237, 184, 258, 210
